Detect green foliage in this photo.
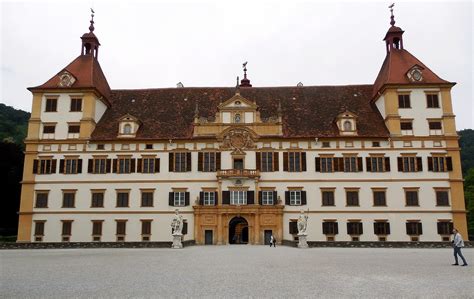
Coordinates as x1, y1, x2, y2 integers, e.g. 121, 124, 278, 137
459, 129, 474, 175
0, 103, 30, 145
464, 168, 474, 238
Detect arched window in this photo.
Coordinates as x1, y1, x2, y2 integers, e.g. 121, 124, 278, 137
343, 121, 352, 131
123, 124, 132, 134
234, 114, 241, 123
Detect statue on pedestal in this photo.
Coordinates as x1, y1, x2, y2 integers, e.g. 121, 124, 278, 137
171, 209, 183, 249
297, 210, 309, 249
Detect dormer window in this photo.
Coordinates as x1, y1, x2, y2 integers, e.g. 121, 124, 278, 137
118, 114, 141, 138
336, 110, 358, 136
343, 121, 352, 131
235, 101, 241, 106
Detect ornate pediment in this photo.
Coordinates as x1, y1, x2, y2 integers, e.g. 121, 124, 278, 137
218, 94, 257, 110
58, 71, 76, 87
219, 127, 258, 154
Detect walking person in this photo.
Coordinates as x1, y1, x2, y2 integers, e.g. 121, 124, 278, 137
269, 235, 274, 247
272, 235, 277, 248
452, 228, 468, 266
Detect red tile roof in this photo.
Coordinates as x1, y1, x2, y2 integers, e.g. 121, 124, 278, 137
91, 85, 389, 140
28, 55, 111, 103
372, 49, 453, 99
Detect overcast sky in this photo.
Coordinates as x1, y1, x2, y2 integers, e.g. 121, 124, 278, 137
1, 0, 472, 129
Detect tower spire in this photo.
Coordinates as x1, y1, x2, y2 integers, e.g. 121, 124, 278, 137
81, 8, 100, 58
383, 3, 404, 53
389, 3, 395, 26
89, 8, 95, 32
239, 61, 252, 87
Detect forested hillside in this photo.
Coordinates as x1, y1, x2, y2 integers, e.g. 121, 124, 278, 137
0, 103, 30, 145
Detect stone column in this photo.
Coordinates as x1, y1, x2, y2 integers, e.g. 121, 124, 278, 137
217, 213, 223, 245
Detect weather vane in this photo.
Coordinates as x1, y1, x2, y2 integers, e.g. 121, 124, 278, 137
89, 8, 95, 32
389, 3, 395, 26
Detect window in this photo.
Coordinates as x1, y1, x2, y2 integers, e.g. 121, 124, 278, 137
141, 220, 152, 236
405, 190, 419, 206
171, 152, 190, 172
174, 192, 186, 206
322, 221, 338, 235
123, 124, 132, 134
261, 152, 273, 172
116, 221, 127, 236
33, 158, 56, 174
68, 124, 80, 134
284, 152, 306, 172
92, 221, 103, 236
398, 94, 411, 108
428, 156, 453, 172
400, 121, 413, 135
289, 191, 302, 206
142, 158, 156, 173
437, 221, 453, 235
92, 158, 108, 174
374, 221, 390, 235
70, 98, 82, 111
117, 157, 133, 173
436, 190, 449, 206
63, 158, 80, 174
398, 156, 422, 172
322, 190, 335, 206
203, 191, 216, 206
230, 191, 247, 205
346, 191, 359, 206
261, 191, 274, 205
373, 190, 387, 206
321, 157, 333, 173
116, 192, 129, 207
141, 191, 154, 207
45, 98, 57, 112
426, 94, 439, 108
343, 121, 352, 131
62, 192, 75, 208
366, 157, 386, 172
372, 141, 380, 147
91, 192, 104, 208
429, 121, 442, 135
289, 221, 298, 235
347, 222, 363, 235
406, 221, 423, 235
343, 156, 358, 172
145, 144, 153, 149
43, 125, 56, 134
62, 221, 72, 236
199, 152, 217, 172
34, 221, 45, 236
35, 192, 48, 208
322, 142, 331, 148
97, 144, 105, 150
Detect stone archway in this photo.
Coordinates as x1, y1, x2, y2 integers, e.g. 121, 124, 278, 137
228, 216, 249, 244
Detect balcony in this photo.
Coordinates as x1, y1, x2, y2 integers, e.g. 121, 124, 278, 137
217, 169, 260, 179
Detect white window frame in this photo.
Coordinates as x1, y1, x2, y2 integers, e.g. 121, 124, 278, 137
174, 192, 185, 207
290, 191, 301, 206
203, 191, 215, 206
261, 191, 274, 205
230, 191, 247, 205
261, 152, 273, 172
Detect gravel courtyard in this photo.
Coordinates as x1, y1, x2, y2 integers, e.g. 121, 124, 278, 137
1, 246, 473, 298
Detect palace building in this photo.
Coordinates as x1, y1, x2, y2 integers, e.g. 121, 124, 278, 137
17, 9, 468, 245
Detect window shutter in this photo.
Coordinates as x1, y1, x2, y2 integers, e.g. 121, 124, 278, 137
169, 192, 174, 206
417, 222, 423, 235
283, 152, 289, 171
315, 158, 321, 172
247, 191, 255, 205
185, 192, 190, 206
182, 222, 188, 235
199, 192, 204, 205
358, 222, 363, 234
416, 157, 423, 172
405, 222, 411, 235
214, 191, 219, 205
334, 222, 339, 234
106, 159, 112, 173
154, 159, 160, 172
198, 152, 203, 171
373, 222, 378, 235
258, 191, 262, 205
333, 157, 339, 172
322, 222, 329, 234
186, 152, 192, 171
273, 152, 279, 171
357, 157, 363, 172
33, 160, 39, 174
130, 159, 136, 173
347, 222, 352, 235
112, 159, 118, 173
437, 222, 443, 235
216, 152, 221, 170
397, 157, 403, 172
427, 157, 433, 171
301, 152, 307, 171
301, 191, 307, 205
222, 191, 230, 205
386, 223, 391, 235
137, 159, 142, 173
88, 159, 93, 173
289, 222, 298, 234
384, 157, 391, 172
169, 153, 174, 172
285, 191, 290, 205
365, 157, 372, 172
256, 152, 261, 171
77, 159, 82, 173
338, 158, 344, 172
51, 159, 57, 173
59, 159, 65, 173
446, 157, 453, 171
273, 191, 278, 205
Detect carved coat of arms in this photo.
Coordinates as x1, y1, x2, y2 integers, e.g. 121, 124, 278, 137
221, 129, 256, 153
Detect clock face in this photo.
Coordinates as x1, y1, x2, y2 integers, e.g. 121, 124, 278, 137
58, 72, 76, 87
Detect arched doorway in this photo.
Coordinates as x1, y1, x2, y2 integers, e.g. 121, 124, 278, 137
229, 216, 249, 244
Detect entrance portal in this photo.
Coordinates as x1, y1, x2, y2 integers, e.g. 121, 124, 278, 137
229, 216, 249, 244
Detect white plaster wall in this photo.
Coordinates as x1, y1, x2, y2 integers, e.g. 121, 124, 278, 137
375, 95, 386, 118
41, 94, 83, 140
95, 100, 107, 122
244, 112, 254, 123
222, 112, 230, 123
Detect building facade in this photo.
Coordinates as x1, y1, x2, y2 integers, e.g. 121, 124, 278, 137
17, 10, 468, 244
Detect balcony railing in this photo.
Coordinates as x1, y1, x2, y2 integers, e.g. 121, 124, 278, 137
217, 169, 260, 179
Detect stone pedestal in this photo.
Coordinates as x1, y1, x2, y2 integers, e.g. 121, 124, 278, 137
172, 234, 183, 249
297, 234, 308, 249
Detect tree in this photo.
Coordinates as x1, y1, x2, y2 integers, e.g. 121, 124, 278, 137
464, 168, 474, 239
